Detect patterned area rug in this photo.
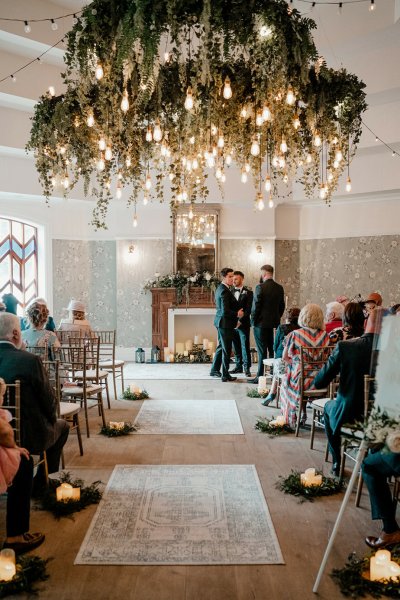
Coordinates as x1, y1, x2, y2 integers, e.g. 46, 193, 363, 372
124, 362, 255, 380
134, 399, 244, 434
75, 465, 284, 565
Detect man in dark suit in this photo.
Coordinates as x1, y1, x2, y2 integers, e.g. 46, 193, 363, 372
313, 309, 379, 476
0, 313, 69, 554
249, 264, 285, 383
210, 268, 243, 382
230, 271, 253, 377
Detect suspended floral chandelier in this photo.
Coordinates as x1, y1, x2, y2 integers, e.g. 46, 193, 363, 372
27, 0, 367, 229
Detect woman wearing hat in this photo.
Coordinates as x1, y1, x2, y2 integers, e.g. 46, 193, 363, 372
58, 299, 94, 336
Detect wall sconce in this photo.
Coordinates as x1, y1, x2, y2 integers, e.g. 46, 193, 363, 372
128, 244, 135, 254
256, 244, 263, 254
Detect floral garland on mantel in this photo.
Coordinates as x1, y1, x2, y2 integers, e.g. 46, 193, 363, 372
27, 0, 367, 229
144, 270, 219, 304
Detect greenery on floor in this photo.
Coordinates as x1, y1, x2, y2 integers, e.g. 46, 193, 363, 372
121, 388, 149, 400
36, 472, 103, 518
100, 422, 138, 436
0, 555, 49, 598
246, 388, 269, 399
331, 546, 400, 598
255, 417, 293, 436
276, 469, 343, 502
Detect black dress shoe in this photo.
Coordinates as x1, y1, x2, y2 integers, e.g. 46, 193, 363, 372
229, 367, 243, 374
247, 377, 259, 384
330, 464, 340, 477
244, 370, 252, 377
221, 376, 237, 382
210, 371, 222, 377
3, 532, 45, 555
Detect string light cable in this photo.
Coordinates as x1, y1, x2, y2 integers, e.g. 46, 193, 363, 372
0, 10, 83, 29
362, 120, 400, 159
0, 36, 66, 85
292, 0, 376, 8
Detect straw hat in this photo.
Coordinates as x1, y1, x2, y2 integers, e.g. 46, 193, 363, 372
65, 299, 86, 312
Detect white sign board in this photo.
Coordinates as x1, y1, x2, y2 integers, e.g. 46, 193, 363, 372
374, 315, 400, 418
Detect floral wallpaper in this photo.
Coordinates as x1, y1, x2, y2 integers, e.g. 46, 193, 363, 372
116, 239, 172, 347
276, 236, 400, 309
220, 239, 275, 290
52, 240, 117, 330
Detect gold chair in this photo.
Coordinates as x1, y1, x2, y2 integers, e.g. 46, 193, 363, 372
68, 336, 111, 409
309, 378, 339, 452
95, 330, 125, 401
296, 345, 332, 437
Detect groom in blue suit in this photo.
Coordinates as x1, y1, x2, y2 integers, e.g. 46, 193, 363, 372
210, 268, 243, 382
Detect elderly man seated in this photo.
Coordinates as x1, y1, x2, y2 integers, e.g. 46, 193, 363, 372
0, 313, 69, 554
325, 301, 344, 334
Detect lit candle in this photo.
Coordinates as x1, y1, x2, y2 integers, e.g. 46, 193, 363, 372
203, 339, 209, 350
176, 342, 185, 354
258, 376, 268, 392
189, 354, 195, 362
56, 482, 81, 501
194, 334, 200, 345
183, 350, 189, 357
185, 340, 193, 351
370, 550, 392, 581
129, 383, 137, 393
163, 347, 170, 361
208, 341, 215, 353
0, 549, 16, 581
169, 353, 175, 363
300, 468, 322, 487
109, 421, 125, 430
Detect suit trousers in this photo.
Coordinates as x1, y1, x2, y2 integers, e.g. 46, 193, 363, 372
232, 327, 251, 370
7, 455, 34, 537
253, 326, 274, 377
362, 450, 400, 532
211, 327, 235, 378
323, 401, 341, 467
35, 419, 70, 487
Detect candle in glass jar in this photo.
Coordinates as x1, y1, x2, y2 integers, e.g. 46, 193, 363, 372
189, 354, 195, 362
300, 468, 322, 487
0, 549, 16, 581
183, 350, 189, 357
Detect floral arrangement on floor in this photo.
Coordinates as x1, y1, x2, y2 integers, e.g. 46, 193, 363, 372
100, 422, 138, 437
144, 271, 219, 304
174, 344, 211, 363
121, 388, 149, 401
36, 472, 103, 518
276, 469, 343, 503
0, 555, 49, 598
247, 388, 270, 399
331, 546, 400, 599
255, 417, 293, 436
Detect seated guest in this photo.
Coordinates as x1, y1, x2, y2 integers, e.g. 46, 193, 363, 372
363, 430, 400, 549
22, 301, 60, 358
0, 313, 69, 553
2, 293, 18, 315
279, 304, 329, 427
364, 292, 383, 314
328, 301, 365, 344
0, 302, 5, 312
325, 301, 344, 333
262, 307, 300, 406
21, 298, 56, 332
313, 308, 381, 476
58, 299, 93, 336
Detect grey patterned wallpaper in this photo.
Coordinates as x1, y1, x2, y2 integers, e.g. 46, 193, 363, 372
220, 239, 275, 289
276, 236, 400, 308
52, 240, 117, 329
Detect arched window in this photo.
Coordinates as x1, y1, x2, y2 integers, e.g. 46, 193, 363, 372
0, 217, 38, 314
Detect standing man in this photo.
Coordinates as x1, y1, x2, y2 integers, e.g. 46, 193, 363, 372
230, 271, 253, 378
249, 264, 285, 384
210, 268, 244, 382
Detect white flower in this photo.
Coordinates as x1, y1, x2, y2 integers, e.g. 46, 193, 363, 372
205, 273, 211, 281
189, 276, 196, 283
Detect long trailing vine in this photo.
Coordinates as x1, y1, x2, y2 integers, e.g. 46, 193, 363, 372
27, 0, 367, 229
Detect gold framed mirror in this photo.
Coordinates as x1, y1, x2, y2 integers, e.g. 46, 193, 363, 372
172, 204, 220, 275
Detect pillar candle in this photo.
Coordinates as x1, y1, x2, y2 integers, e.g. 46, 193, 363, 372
183, 350, 189, 357
169, 353, 175, 363
208, 342, 215, 353
185, 340, 193, 351
257, 376, 268, 392
163, 347, 170, 361
176, 342, 184, 354
0, 549, 16, 581
203, 339, 209, 350
189, 354, 195, 362
194, 334, 200, 345
370, 550, 392, 581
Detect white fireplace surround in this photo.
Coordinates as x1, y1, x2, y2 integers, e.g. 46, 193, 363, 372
168, 307, 216, 351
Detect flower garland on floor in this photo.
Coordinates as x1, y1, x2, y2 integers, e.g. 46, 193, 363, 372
247, 388, 269, 399
144, 271, 219, 304
331, 546, 400, 599
36, 472, 103, 518
121, 388, 149, 400
100, 422, 138, 436
276, 469, 343, 502
0, 556, 49, 598
255, 417, 293, 436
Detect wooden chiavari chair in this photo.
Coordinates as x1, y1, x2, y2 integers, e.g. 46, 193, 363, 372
95, 330, 125, 400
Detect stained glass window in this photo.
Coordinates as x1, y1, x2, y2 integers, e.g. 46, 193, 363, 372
0, 218, 38, 314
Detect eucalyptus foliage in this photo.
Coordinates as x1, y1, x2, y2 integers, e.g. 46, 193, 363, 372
27, 0, 367, 229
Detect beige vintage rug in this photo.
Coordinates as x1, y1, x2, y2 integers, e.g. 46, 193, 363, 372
124, 362, 256, 380
75, 465, 284, 565
134, 399, 244, 434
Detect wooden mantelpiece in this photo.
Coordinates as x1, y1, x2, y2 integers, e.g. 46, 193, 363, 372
150, 287, 215, 352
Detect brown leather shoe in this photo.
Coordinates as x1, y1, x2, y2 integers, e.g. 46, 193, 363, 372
3, 532, 45, 555
365, 529, 400, 549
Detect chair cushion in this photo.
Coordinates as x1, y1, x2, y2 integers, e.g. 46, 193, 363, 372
69, 370, 109, 379
62, 384, 102, 396
310, 397, 331, 411
262, 358, 275, 367
304, 389, 328, 398
99, 360, 125, 368
341, 427, 363, 439
59, 402, 80, 417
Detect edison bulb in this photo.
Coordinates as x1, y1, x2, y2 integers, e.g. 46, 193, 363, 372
169, 172, 175, 181
327, 170, 333, 182
143, 194, 149, 205
333, 160, 339, 169
87, 112, 95, 127
319, 184, 327, 200
184, 86, 194, 110
63, 174, 69, 189
223, 77, 232, 99
280, 137, 288, 153
216, 166, 222, 180
153, 119, 163, 142
133, 214, 138, 228
121, 90, 129, 113
145, 174, 152, 190
182, 189, 188, 201
241, 169, 248, 183
226, 154, 232, 166
105, 146, 112, 161
244, 163, 251, 173
221, 172, 226, 183
145, 127, 153, 142
250, 137, 260, 156
314, 131, 322, 147
264, 175, 271, 191
98, 137, 106, 151
335, 149, 343, 162
164, 51, 170, 63
192, 158, 199, 169
283, 173, 289, 183
51, 175, 57, 187
217, 133, 224, 149
306, 153, 312, 164
95, 63, 104, 80
346, 176, 352, 192
256, 110, 264, 127
293, 114, 300, 130
240, 106, 247, 118
207, 154, 215, 168
24, 21, 31, 33
268, 197, 274, 208
189, 207, 194, 219
278, 156, 286, 169
211, 124, 217, 136
116, 184, 122, 199
126, 156, 132, 167
262, 104, 272, 121
286, 86, 295, 106
97, 156, 105, 171
256, 192, 264, 211
48, 86, 55, 97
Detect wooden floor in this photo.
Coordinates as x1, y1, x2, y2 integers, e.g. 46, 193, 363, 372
1, 375, 378, 600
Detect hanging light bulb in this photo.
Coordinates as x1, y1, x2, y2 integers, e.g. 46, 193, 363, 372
262, 104, 272, 121
369, 0, 375, 11
189, 135, 195, 144
86, 112, 95, 127
346, 176, 352, 192
59, 145, 66, 155
184, 86, 194, 110
280, 137, 288, 153
126, 156, 132, 167
293, 113, 300, 130
221, 171, 226, 183
143, 193, 149, 205
240, 106, 247, 118
51, 174, 57, 187
116, 181, 122, 199
319, 183, 327, 200
278, 156, 286, 169
168, 172, 175, 181
97, 155, 105, 171
313, 131, 322, 147
211, 124, 217, 136
133, 213, 138, 228
95, 62, 104, 80
145, 126, 153, 142
105, 146, 112, 161
24, 21, 31, 33
215, 166, 222, 179
268, 196, 274, 208
192, 158, 199, 169
327, 170, 333, 182
63, 173, 69, 189
241, 168, 248, 183
120, 90, 129, 113
272, 155, 279, 168
212, 145, 218, 156
160, 143, 168, 157
51, 19, 58, 31
264, 175, 271, 191
164, 51, 170, 63
206, 154, 215, 168
182, 189, 188, 201
256, 110, 264, 127
48, 86, 55, 97
251, 136, 260, 156
286, 86, 295, 106
188, 206, 194, 219
226, 154, 232, 166
283, 173, 289, 184
217, 132, 225, 149
255, 192, 265, 211
153, 119, 163, 142
98, 137, 106, 151
145, 173, 152, 190
306, 153, 312, 164
335, 149, 343, 162
333, 159, 339, 169
223, 77, 232, 99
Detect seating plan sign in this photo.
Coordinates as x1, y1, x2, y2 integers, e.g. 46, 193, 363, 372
374, 315, 400, 419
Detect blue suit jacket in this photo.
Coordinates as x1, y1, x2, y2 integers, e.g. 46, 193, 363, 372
214, 283, 239, 329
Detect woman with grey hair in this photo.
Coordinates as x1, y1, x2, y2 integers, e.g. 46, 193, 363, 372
325, 301, 344, 334
279, 303, 330, 427
58, 299, 93, 336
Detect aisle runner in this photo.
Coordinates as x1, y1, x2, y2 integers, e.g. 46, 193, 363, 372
75, 465, 284, 565
134, 399, 244, 434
